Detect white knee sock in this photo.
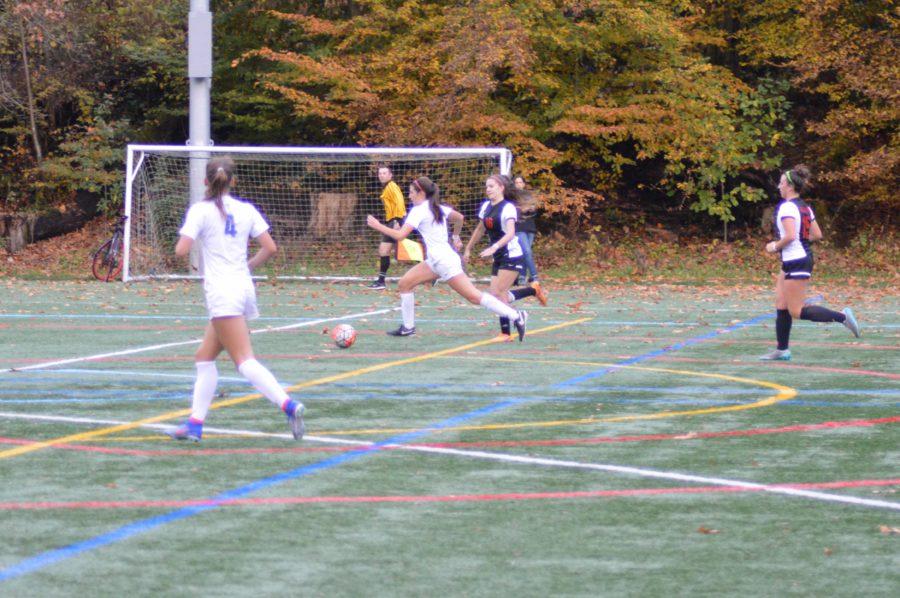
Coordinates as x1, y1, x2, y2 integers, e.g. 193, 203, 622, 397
190, 361, 218, 422
238, 358, 290, 409
400, 292, 415, 328
480, 293, 519, 320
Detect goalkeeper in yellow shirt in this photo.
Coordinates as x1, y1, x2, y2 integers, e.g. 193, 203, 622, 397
368, 164, 407, 289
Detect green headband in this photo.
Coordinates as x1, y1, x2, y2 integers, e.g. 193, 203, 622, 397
785, 170, 795, 187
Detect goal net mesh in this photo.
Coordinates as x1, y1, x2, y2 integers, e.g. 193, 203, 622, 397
125, 146, 510, 280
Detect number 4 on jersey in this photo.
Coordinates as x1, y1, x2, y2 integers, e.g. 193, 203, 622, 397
224, 214, 237, 237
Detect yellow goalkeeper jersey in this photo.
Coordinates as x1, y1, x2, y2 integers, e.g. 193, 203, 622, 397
381, 181, 407, 221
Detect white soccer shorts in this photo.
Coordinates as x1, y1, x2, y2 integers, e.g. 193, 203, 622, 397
204, 279, 260, 320
426, 251, 464, 282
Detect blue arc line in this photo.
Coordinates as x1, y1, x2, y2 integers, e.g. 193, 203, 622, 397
1, 311, 775, 582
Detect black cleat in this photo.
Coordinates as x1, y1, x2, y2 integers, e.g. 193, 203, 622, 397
367, 280, 387, 290
387, 325, 416, 337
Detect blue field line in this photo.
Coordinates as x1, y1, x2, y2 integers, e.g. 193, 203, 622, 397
0, 399, 518, 582
559, 314, 777, 387
0, 309, 839, 582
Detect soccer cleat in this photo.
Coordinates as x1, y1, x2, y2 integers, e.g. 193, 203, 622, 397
759, 349, 791, 361
387, 324, 416, 337
842, 308, 860, 338
493, 333, 514, 343
287, 402, 305, 440
513, 310, 528, 342
530, 281, 549, 307
166, 421, 202, 442
367, 280, 387, 290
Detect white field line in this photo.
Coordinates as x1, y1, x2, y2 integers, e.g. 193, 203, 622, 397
0, 307, 397, 374
2, 411, 898, 512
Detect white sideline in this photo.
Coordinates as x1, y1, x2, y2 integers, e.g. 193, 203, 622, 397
2, 412, 898, 512
0, 307, 396, 374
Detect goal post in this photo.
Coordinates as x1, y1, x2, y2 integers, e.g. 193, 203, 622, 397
122, 145, 513, 282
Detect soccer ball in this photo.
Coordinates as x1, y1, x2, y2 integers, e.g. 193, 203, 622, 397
331, 323, 357, 349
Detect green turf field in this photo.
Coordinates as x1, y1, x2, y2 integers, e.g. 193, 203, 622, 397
0, 279, 897, 596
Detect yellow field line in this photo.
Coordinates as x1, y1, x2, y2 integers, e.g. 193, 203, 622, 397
0, 318, 593, 460
311, 357, 797, 435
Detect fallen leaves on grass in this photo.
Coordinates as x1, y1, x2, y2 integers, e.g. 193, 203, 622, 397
878, 525, 900, 535
697, 526, 720, 534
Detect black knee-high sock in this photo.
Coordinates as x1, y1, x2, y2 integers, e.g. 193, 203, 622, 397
499, 317, 511, 335
800, 305, 845, 323
378, 256, 390, 281
510, 286, 536, 301
776, 309, 792, 351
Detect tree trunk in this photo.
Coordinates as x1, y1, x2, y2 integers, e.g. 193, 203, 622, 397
19, 19, 42, 163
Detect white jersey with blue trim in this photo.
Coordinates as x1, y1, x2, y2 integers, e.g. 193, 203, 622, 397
179, 194, 270, 286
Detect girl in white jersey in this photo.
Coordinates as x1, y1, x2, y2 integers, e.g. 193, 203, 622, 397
165, 157, 305, 441
367, 176, 527, 340
760, 165, 860, 361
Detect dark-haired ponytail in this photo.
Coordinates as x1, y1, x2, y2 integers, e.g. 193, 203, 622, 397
785, 164, 813, 194
415, 176, 443, 224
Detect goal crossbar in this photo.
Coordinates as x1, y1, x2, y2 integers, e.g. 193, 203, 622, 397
122, 145, 513, 282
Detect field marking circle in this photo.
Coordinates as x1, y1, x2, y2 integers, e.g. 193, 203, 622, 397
317, 356, 797, 436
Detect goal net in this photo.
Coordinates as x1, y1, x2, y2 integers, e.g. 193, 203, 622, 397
123, 145, 512, 281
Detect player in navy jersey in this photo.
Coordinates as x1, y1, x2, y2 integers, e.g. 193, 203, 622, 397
367, 176, 527, 340
164, 157, 305, 441
760, 165, 860, 361
464, 174, 541, 341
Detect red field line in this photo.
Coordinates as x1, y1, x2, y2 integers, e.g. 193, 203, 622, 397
1, 416, 897, 457
1, 478, 897, 511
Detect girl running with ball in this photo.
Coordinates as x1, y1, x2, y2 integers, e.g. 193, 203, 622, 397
367, 176, 527, 340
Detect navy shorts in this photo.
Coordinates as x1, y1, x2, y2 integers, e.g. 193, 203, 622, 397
782, 255, 813, 280
491, 254, 525, 276
381, 218, 403, 243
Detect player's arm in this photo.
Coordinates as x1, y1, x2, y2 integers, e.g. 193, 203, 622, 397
463, 221, 485, 261
176, 206, 200, 258
175, 235, 193, 257
809, 220, 823, 242
448, 209, 464, 251
766, 217, 797, 253
248, 231, 277, 271
367, 215, 413, 241
480, 217, 516, 258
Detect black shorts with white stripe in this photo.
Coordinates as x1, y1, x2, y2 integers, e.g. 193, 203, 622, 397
491, 255, 525, 276
782, 255, 814, 280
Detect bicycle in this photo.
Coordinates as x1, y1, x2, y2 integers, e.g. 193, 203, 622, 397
91, 214, 127, 282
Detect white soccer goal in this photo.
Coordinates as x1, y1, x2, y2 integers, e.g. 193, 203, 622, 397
122, 145, 513, 281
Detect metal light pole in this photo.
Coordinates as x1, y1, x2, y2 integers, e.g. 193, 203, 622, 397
187, 0, 212, 273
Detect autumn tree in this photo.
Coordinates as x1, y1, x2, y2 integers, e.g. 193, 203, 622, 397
236, 0, 791, 227
0, 0, 186, 212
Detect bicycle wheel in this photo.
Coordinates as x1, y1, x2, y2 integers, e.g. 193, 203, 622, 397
91, 237, 124, 282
